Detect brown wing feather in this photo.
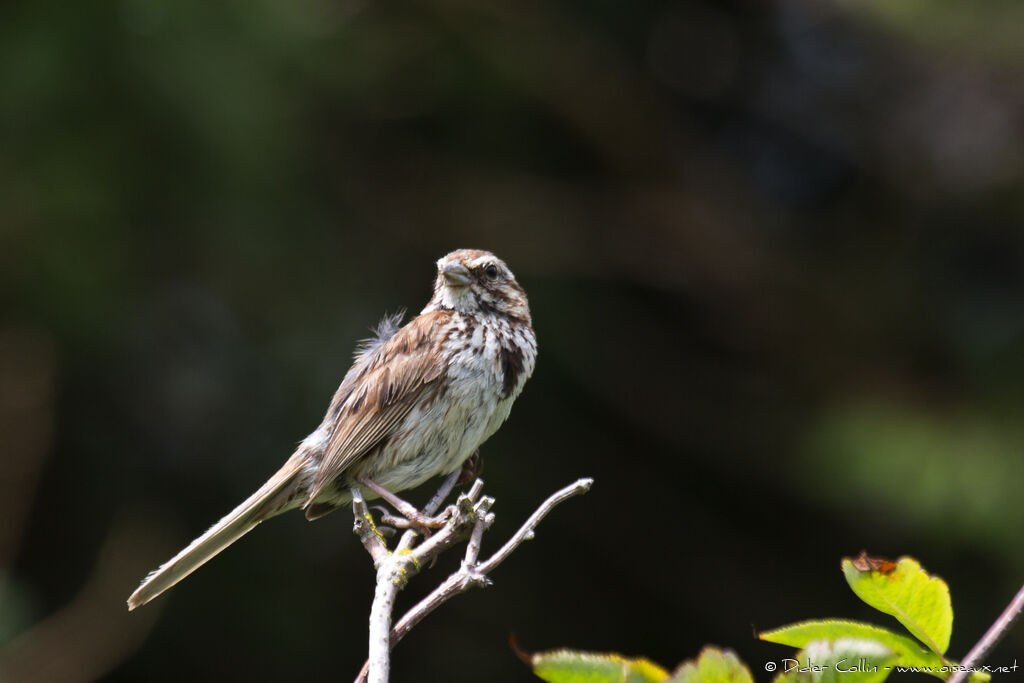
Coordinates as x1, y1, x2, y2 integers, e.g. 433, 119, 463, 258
305, 311, 449, 503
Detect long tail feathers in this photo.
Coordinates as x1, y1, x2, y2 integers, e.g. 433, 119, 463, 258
127, 456, 308, 611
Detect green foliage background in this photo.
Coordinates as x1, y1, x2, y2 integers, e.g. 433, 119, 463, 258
2, 1, 1023, 680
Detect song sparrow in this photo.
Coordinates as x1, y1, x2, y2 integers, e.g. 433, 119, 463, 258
127, 249, 536, 610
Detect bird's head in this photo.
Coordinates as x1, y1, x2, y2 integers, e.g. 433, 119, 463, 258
424, 249, 530, 323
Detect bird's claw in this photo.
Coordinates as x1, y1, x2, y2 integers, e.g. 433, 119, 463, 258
379, 506, 452, 534
458, 450, 483, 485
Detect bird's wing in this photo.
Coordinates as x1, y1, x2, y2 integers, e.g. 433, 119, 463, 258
305, 310, 450, 503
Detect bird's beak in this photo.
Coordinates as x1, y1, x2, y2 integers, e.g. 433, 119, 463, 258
442, 262, 473, 287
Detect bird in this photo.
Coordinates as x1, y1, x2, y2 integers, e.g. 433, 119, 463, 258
127, 249, 536, 610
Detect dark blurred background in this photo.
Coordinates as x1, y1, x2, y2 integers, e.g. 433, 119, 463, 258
3, 0, 1024, 680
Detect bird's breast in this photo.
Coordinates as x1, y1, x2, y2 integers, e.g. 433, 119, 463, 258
355, 314, 535, 493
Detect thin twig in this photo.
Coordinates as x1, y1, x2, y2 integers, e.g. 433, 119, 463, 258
392, 470, 461, 554
464, 511, 491, 564
948, 580, 1024, 683
476, 478, 592, 575
351, 487, 389, 568
354, 477, 593, 683
424, 470, 462, 516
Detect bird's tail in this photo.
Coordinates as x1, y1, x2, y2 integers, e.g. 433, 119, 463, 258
127, 454, 310, 610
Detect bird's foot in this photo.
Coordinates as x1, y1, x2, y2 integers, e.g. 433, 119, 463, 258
458, 449, 483, 485
378, 508, 452, 532
358, 477, 451, 533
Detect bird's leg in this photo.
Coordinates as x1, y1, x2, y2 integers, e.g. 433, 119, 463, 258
356, 477, 451, 530
458, 449, 483, 485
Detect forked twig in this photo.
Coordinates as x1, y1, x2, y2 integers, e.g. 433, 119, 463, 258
352, 476, 593, 683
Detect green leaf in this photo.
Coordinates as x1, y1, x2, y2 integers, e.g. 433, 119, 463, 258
531, 649, 669, 683
842, 557, 953, 655
668, 647, 752, 683
771, 638, 896, 683
759, 619, 944, 672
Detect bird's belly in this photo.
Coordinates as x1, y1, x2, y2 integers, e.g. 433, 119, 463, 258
350, 365, 511, 496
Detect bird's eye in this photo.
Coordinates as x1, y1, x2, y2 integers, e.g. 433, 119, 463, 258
484, 264, 499, 280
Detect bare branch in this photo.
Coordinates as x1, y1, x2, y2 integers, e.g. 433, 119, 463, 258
366, 561, 399, 683
476, 478, 592, 575
391, 470, 462, 554
354, 477, 593, 682
949, 580, 1024, 683
424, 470, 462, 516
351, 487, 389, 568
464, 511, 491, 564
357, 473, 487, 683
